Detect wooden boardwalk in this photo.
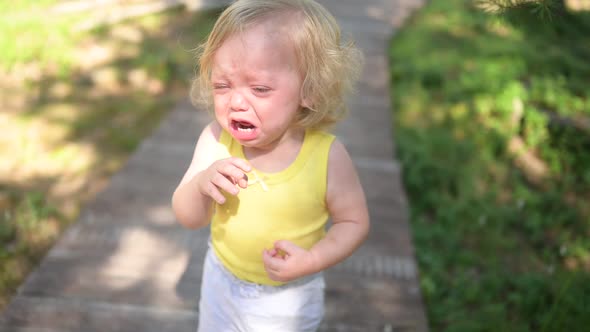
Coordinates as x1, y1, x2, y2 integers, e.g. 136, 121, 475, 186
0, 0, 428, 331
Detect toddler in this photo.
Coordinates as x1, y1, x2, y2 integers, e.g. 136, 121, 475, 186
172, 0, 369, 331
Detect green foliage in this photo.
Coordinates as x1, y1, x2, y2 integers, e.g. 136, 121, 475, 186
390, 0, 590, 330
476, 0, 565, 20
0, 188, 61, 308
0, 1, 83, 71
0, 4, 220, 310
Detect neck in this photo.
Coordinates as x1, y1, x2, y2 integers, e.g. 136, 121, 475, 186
247, 127, 304, 152
243, 127, 306, 173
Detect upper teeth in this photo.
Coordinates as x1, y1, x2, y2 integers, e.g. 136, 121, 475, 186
236, 122, 254, 131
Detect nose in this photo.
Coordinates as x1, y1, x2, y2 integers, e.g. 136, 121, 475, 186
230, 90, 248, 112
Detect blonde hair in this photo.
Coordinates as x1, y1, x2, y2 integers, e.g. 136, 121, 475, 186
191, 0, 363, 129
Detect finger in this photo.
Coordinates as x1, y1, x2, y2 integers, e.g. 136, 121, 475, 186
263, 249, 278, 261
262, 265, 279, 281
262, 250, 283, 271
226, 158, 250, 188
262, 250, 275, 269
274, 240, 300, 256
237, 174, 248, 189
229, 157, 252, 173
211, 173, 239, 196
266, 248, 278, 257
204, 182, 226, 204
217, 163, 247, 187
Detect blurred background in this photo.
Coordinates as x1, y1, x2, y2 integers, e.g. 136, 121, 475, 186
1, 0, 589, 331
390, 0, 590, 330
0, 0, 220, 311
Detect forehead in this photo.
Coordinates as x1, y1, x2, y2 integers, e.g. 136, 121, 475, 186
212, 21, 299, 75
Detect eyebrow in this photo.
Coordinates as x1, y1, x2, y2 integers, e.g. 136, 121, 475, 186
211, 67, 278, 85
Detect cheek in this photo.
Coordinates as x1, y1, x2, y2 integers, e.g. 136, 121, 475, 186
213, 98, 227, 120
212, 93, 226, 105
212, 95, 228, 111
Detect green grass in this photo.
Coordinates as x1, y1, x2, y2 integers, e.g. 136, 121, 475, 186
389, 1, 590, 331
0, 190, 62, 309
0, 0, 85, 72
0, 3, 219, 310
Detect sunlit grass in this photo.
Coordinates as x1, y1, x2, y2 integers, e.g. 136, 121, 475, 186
0, 0, 86, 72
390, 0, 590, 330
0, 3, 219, 310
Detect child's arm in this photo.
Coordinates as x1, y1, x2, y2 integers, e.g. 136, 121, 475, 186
172, 122, 251, 229
263, 139, 370, 282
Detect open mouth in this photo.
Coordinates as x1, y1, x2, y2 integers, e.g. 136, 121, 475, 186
232, 120, 256, 132
229, 119, 258, 141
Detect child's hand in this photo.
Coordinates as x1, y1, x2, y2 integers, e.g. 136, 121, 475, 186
262, 240, 318, 282
197, 157, 251, 204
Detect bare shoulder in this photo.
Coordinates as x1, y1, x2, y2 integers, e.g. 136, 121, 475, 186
200, 121, 222, 142
209, 121, 222, 140
326, 138, 360, 196
326, 137, 368, 222
327, 138, 355, 178
195, 121, 226, 160
178, 121, 224, 185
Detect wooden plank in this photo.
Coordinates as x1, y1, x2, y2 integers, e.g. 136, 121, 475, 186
323, 273, 428, 331
1, 296, 197, 332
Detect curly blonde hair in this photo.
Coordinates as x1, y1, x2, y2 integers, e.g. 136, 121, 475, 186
191, 0, 363, 129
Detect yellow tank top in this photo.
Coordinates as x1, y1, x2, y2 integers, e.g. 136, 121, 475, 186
211, 129, 335, 286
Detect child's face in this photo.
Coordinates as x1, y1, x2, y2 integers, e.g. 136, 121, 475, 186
211, 21, 305, 149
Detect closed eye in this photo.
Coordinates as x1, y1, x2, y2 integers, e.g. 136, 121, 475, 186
213, 83, 229, 90
252, 86, 271, 94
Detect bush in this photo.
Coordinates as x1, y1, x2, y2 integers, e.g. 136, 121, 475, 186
390, 0, 590, 330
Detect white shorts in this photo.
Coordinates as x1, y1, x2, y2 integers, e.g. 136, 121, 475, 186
197, 248, 325, 332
